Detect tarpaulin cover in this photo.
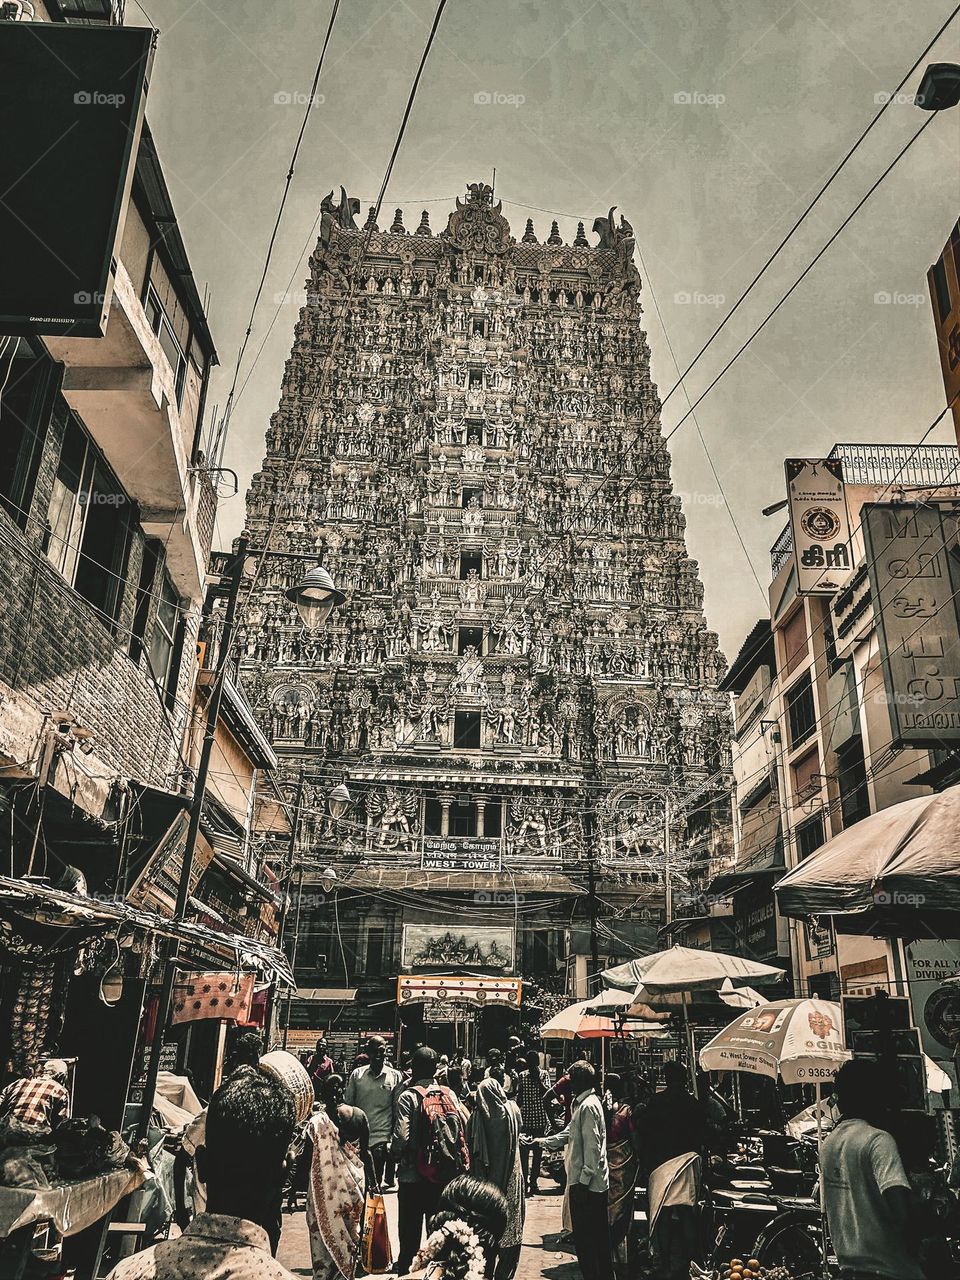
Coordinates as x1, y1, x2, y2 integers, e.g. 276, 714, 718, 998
775, 786, 960, 919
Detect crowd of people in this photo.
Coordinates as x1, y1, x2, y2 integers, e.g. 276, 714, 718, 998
92, 1028, 935, 1280
107, 1030, 731, 1280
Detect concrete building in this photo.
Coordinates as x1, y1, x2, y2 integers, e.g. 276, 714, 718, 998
928, 218, 960, 446
719, 443, 960, 1000
0, 1, 283, 1110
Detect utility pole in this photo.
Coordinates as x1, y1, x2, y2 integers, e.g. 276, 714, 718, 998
280, 774, 307, 1050
136, 536, 248, 1141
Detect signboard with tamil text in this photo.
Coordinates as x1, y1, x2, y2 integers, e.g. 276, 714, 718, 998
862, 503, 960, 748
785, 458, 853, 594
421, 835, 502, 872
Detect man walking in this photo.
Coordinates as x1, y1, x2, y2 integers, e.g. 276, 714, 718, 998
820, 1059, 919, 1280
639, 1061, 706, 1280
540, 1060, 613, 1280
391, 1046, 469, 1273
515, 1050, 551, 1194
344, 1035, 402, 1191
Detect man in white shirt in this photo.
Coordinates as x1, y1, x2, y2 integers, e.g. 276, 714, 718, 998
344, 1036, 403, 1189
820, 1058, 920, 1280
540, 1060, 613, 1280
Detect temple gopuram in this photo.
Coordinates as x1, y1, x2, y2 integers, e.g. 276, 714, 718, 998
239, 183, 732, 1052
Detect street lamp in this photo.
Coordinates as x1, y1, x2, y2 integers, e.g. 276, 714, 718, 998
916, 63, 960, 111
326, 783, 351, 820
285, 564, 346, 631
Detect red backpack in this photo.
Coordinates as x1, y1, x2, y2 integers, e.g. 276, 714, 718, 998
413, 1085, 470, 1185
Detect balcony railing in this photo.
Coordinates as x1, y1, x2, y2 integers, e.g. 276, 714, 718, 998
770, 523, 792, 576
829, 442, 960, 488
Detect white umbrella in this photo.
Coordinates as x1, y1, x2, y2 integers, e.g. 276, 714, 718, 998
602, 946, 785, 1090
698, 998, 849, 1085
602, 944, 784, 994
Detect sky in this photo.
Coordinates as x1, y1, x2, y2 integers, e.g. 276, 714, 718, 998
132, 0, 960, 657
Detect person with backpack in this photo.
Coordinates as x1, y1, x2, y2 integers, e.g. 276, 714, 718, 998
391, 1046, 470, 1273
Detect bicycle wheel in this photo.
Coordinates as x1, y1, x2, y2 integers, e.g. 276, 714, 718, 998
754, 1214, 823, 1278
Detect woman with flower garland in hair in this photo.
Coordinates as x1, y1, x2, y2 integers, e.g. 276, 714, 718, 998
410, 1175, 509, 1280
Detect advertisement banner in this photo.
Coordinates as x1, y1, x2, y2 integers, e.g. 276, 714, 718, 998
785, 458, 853, 594
904, 940, 960, 1094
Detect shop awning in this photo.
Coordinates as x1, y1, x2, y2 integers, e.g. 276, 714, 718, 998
775, 786, 960, 923
0, 876, 294, 985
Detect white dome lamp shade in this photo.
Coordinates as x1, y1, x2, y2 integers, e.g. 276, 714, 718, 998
285, 565, 345, 631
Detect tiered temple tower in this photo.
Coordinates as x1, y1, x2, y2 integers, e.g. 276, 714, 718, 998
239, 184, 731, 1050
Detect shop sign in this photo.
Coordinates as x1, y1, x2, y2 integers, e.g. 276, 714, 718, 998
397, 975, 522, 1007
786, 458, 853, 594
863, 502, 960, 748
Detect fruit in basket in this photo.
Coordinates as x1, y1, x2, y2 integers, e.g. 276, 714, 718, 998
748, 1263, 761, 1273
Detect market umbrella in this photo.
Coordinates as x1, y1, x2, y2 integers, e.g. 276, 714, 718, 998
541, 996, 667, 1040
775, 786, 960, 923
699, 997, 850, 1256
584, 987, 670, 1021
600, 946, 785, 1089
698, 998, 849, 1085
600, 944, 784, 994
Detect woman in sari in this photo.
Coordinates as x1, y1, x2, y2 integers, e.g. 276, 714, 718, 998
604, 1074, 640, 1280
306, 1074, 375, 1280
467, 1075, 525, 1280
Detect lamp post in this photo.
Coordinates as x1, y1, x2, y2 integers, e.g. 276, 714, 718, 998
136, 540, 343, 1140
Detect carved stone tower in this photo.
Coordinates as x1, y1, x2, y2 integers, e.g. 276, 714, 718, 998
240, 184, 731, 1050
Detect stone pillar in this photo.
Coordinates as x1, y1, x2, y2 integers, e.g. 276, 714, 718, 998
439, 792, 454, 836
474, 796, 487, 837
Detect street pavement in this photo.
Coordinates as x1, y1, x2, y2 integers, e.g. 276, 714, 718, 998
277, 1185, 580, 1280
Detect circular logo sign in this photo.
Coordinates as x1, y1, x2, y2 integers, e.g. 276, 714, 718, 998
800, 507, 841, 540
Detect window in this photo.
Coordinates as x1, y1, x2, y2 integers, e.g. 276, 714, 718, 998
796, 814, 825, 860
932, 255, 953, 324
468, 368, 483, 388
129, 541, 161, 662
484, 797, 503, 837
460, 551, 483, 580
149, 571, 184, 708
837, 737, 870, 828
145, 285, 187, 405
471, 318, 486, 337
786, 673, 816, 748
458, 627, 484, 655
424, 797, 443, 836
365, 927, 385, 976
0, 338, 56, 529
461, 487, 482, 508
45, 412, 131, 624
781, 608, 808, 677
449, 801, 477, 836
453, 710, 482, 750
